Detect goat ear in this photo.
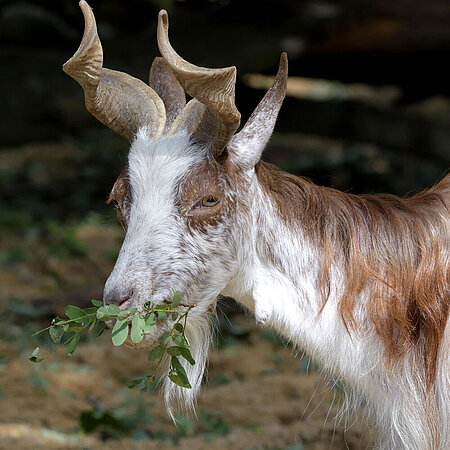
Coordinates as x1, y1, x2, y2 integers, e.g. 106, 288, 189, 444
149, 57, 186, 134
228, 53, 288, 169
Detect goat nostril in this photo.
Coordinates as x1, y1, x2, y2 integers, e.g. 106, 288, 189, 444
103, 287, 134, 310
118, 297, 130, 308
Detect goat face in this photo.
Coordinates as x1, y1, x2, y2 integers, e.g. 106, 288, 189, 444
103, 132, 242, 348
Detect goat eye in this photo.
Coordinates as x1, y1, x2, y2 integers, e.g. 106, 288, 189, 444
201, 196, 219, 207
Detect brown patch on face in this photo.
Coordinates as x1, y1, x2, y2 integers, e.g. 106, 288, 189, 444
108, 168, 131, 231
257, 161, 450, 390
176, 155, 236, 233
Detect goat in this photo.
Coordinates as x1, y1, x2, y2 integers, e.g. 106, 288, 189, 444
64, 2, 449, 448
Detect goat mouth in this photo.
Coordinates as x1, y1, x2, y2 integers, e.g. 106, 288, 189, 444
122, 303, 197, 350
118, 297, 133, 311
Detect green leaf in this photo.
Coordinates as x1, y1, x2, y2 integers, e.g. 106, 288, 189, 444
172, 334, 188, 348
130, 315, 144, 343
92, 320, 106, 337
172, 291, 182, 307
171, 312, 178, 321
53, 317, 70, 332
65, 305, 84, 320
66, 325, 85, 333
66, 333, 80, 356
88, 318, 96, 331
111, 319, 129, 346
91, 299, 103, 307
29, 347, 44, 363
174, 323, 184, 334
179, 347, 195, 365
49, 325, 64, 344
127, 377, 144, 389
158, 311, 167, 321
52, 316, 65, 325
166, 346, 182, 356
106, 304, 121, 315
158, 302, 170, 311
170, 356, 191, 388
148, 346, 165, 362
159, 331, 170, 347
88, 318, 97, 333
79, 307, 98, 326
169, 372, 191, 389
143, 313, 156, 333
143, 301, 154, 311
96, 306, 109, 320
118, 307, 137, 320
96, 304, 120, 321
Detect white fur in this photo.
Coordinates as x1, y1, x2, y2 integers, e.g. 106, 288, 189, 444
222, 180, 449, 450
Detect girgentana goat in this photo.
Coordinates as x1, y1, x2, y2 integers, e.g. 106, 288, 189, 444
64, 2, 449, 448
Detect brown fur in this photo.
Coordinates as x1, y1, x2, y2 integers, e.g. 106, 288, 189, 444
108, 169, 131, 231
256, 161, 450, 388
175, 157, 237, 233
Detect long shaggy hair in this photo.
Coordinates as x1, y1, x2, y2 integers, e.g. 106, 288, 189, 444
257, 162, 449, 446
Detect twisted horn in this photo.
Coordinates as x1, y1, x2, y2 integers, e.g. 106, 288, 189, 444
63, 0, 166, 141
157, 10, 240, 151
148, 57, 186, 134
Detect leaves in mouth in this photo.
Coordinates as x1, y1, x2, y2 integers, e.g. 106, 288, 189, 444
30, 291, 196, 390
148, 345, 165, 362
130, 314, 145, 343
169, 356, 191, 389
143, 312, 156, 333
179, 347, 195, 365
111, 319, 128, 346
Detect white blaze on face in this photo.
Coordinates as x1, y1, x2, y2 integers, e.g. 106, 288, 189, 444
104, 130, 204, 308
128, 131, 201, 228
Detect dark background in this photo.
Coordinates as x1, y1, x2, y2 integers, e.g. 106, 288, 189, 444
0, 1, 449, 448
1, 0, 449, 229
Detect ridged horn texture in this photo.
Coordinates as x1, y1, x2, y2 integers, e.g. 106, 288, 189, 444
149, 57, 186, 134
63, 0, 166, 141
229, 52, 288, 159
157, 10, 241, 153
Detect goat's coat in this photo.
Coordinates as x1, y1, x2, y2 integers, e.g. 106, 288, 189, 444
222, 162, 449, 449
64, 2, 450, 448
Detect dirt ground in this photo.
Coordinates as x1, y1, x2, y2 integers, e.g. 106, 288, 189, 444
0, 217, 373, 450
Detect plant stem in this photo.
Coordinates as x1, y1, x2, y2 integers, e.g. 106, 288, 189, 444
31, 312, 97, 336
145, 304, 195, 385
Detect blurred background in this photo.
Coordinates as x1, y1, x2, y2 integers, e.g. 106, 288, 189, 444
0, 0, 449, 448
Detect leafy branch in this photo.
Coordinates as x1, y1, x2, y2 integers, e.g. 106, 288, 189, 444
30, 291, 196, 390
